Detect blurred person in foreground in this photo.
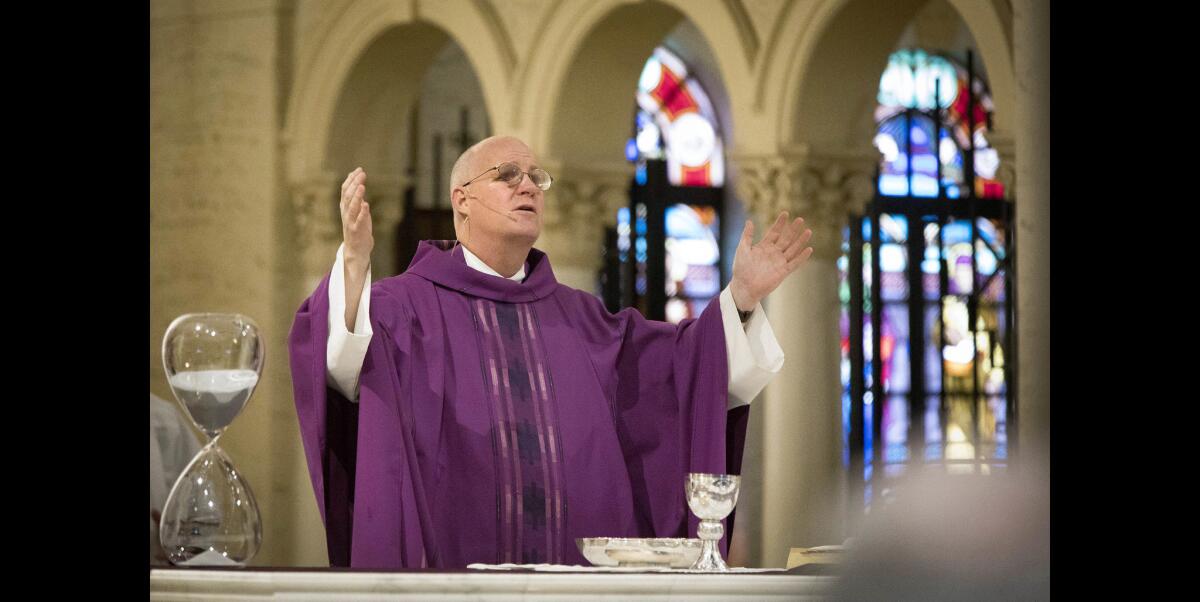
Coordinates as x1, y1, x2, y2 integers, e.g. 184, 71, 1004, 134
835, 467, 1050, 601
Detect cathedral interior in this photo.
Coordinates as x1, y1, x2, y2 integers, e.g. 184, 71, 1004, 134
150, 0, 1049, 570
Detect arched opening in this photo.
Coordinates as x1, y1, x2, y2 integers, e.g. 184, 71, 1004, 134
538, 3, 741, 316
321, 23, 492, 278
545, 2, 686, 167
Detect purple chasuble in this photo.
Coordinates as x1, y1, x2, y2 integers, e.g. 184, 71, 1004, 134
288, 240, 750, 568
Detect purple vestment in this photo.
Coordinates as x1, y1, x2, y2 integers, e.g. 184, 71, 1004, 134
289, 240, 749, 568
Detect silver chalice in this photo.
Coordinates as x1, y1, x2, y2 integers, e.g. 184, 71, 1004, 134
685, 472, 740, 571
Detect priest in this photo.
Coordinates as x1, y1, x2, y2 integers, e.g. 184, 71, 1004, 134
289, 136, 813, 568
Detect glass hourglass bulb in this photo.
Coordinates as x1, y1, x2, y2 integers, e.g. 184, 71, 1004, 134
159, 313, 264, 566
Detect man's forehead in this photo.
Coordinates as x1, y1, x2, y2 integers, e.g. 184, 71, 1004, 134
477, 138, 538, 166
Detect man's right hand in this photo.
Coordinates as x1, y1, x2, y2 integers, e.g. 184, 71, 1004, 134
340, 168, 373, 331
341, 167, 374, 268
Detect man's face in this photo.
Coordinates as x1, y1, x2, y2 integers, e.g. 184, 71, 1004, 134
459, 139, 545, 246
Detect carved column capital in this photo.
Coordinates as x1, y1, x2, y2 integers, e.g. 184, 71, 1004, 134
289, 172, 340, 250
539, 162, 632, 272
364, 172, 410, 227
731, 154, 791, 221
732, 151, 877, 259
288, 171, 343, 282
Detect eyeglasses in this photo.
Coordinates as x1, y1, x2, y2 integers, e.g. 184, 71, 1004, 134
462, 162, 553, 191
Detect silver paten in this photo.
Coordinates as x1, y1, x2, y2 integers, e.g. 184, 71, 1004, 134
576, 537, 703, 568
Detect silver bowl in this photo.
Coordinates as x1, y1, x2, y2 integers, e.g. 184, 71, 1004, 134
576, 537, 703, 568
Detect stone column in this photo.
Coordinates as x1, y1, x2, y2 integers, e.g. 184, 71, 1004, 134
538, 163, 631, 292
734, 152, 874, 567
1013, 0, 1050, 476
151, 0, 304, 566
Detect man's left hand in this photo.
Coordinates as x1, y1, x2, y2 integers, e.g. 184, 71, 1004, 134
729, 211, 814, 311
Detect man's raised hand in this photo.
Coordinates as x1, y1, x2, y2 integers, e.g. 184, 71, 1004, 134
728, 211, 814, 311
340, 167, 374, 271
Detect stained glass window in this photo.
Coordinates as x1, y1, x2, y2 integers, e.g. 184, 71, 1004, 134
632, 47, 725, 187
664, 204, 721, 322
841, 49, 1015, 511
873, 50, 1004, 199
609, 46, 725, 324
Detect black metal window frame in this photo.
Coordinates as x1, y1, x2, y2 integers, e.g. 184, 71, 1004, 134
845, 50, 1018, 512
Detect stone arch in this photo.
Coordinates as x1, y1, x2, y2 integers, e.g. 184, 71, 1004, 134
322, 24, 450, 178
514, 0, 754, 162
281, 1, 516, 283
283, 0, 514, 185
763, 0, 1015, 153
504, 0, 749, 295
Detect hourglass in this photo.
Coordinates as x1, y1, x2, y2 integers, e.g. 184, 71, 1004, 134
159, 313, 264, 566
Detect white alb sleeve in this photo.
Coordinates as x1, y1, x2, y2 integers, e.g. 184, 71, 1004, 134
720, 286, 785, 409
326, 243, 374, 402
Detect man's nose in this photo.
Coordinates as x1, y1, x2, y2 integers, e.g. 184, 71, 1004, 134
516, 172, 541, 196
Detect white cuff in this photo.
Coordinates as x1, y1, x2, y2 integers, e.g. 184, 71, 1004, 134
720, 286, 785, 409
326, 244, 373, 401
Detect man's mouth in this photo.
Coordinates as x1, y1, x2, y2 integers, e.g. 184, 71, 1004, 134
514, 204, 537, 214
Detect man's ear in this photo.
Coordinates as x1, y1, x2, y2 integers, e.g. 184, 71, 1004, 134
450, 187, 469, 219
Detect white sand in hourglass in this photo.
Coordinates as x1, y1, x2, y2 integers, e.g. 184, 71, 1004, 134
168, 370, 259, 435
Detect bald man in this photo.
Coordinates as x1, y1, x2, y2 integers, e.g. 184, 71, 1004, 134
289, 136, 813, 568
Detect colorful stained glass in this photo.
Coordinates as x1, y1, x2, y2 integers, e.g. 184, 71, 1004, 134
976, 218, 1004, 254
619, 48, 725, 324
941, 295, 974, 380
979, 271, 1008, 303
924, 395, 943, 460
665, 298, 689, 323
975, 306, 1006, 395
863, 317, 875, 391
978, 395, 1007, 461
942, 220, 975, 295
631, 47, 724, 187
880, 244, 908, 301
988, 309, 1008, 395
874, 49, 1005, 200
861, 243, 874, 301
884, 395, 909, 464
945, 396, 976, 474
882, 304, 910, 393
877, 49, 958, 111
838, 255, 851, 304
880, 213, 907, 242
842, 50, 1013, 500
616, 207, 631, 262
924, 304, 942, 391
663, 204, 721, 323
876, 115, 945, 197
841, 391, 852, 467
988, 395, 1008, 460
864, 390, 875, 463
634, 203, 648, 295
921, 222, 941, 300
